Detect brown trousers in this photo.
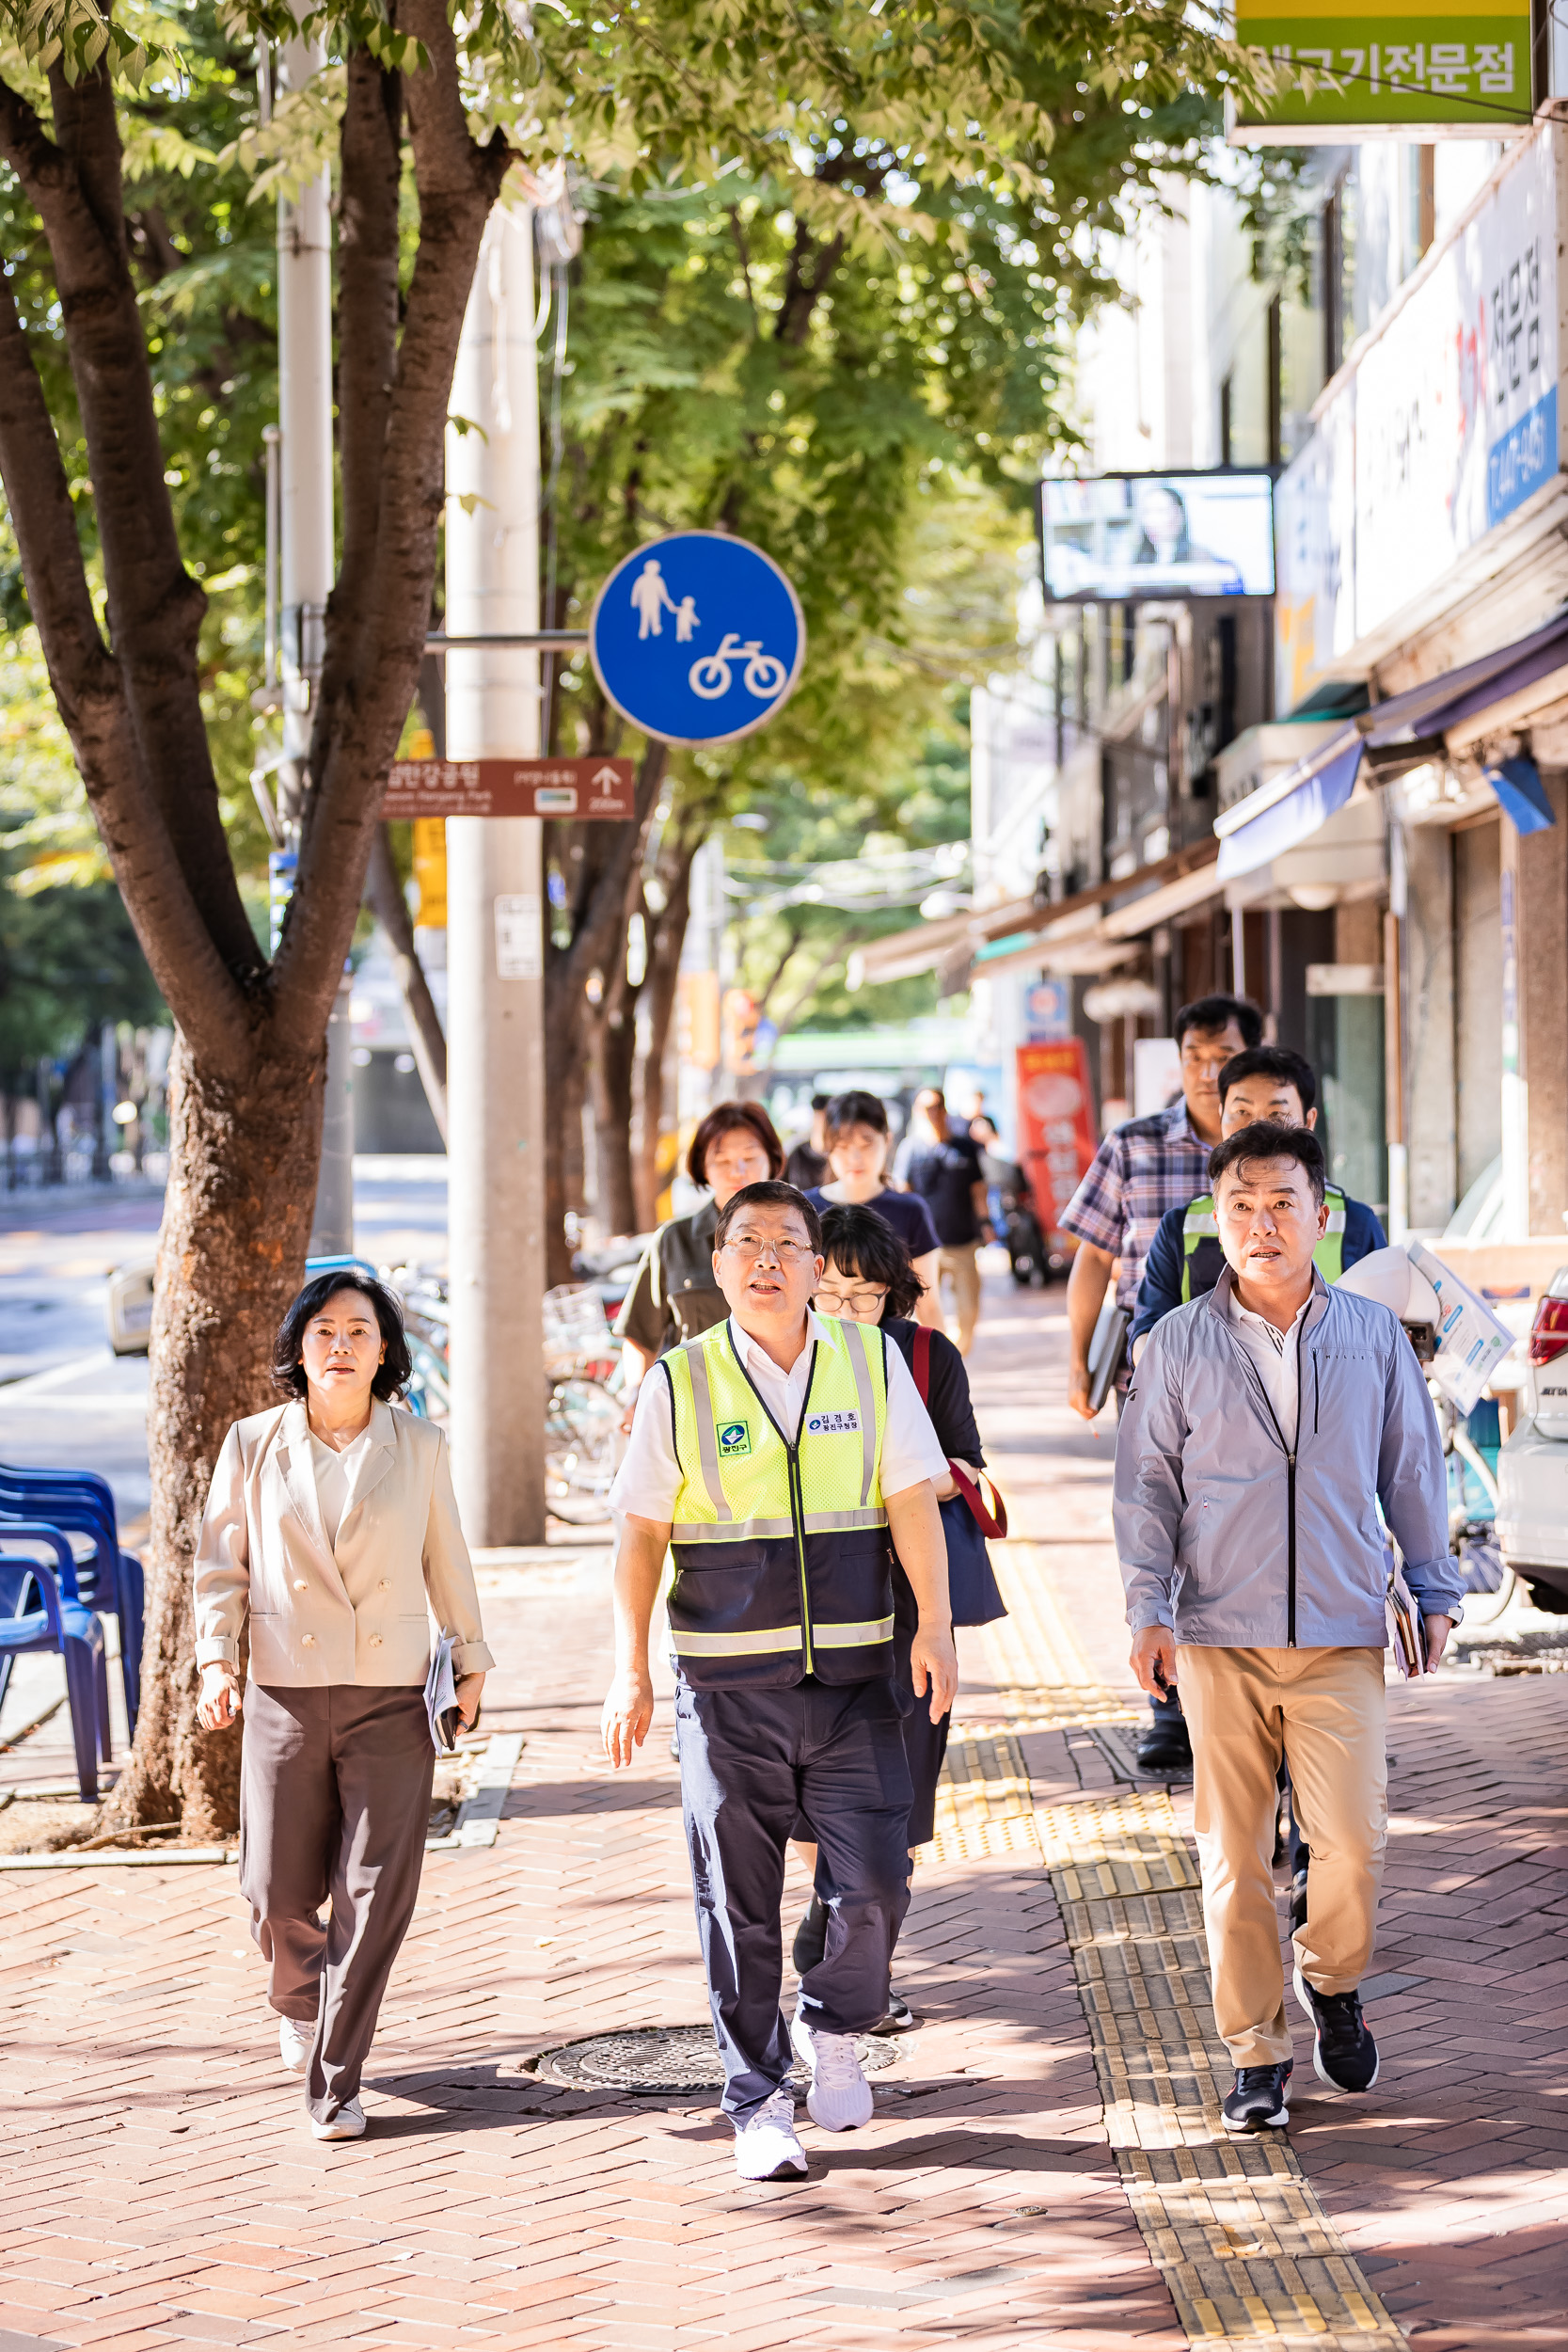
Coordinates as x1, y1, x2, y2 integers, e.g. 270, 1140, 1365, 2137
1177, 1645, 1387, 2068
239, 1683, 435, 2123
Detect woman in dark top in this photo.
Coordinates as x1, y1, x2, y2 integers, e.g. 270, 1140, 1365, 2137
803, 1089, 942, 1327
792, 1201, 985, 2022
614, 1102, 784, 1389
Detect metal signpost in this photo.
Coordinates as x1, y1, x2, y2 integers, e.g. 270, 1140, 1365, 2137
589, 532, 805, 747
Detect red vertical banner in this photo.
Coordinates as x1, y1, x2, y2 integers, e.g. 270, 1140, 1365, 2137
1016, 1040, 1097, 1230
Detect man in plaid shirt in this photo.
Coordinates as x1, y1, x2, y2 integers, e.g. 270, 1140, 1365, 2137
1060, 992, 1260, 1768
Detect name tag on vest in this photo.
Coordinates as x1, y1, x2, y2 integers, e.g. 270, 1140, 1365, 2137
805, 1408, 861, 1436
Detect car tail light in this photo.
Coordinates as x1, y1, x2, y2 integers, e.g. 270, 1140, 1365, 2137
1529, 1296, 1568, 1364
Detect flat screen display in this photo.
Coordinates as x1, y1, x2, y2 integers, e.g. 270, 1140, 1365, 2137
1037, 470, 1276, 602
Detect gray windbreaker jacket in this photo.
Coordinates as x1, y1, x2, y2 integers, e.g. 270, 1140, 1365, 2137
1114, 1267, 1463, 1647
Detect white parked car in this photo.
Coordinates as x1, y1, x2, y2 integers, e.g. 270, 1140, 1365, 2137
1496, 1267, 1568, 1614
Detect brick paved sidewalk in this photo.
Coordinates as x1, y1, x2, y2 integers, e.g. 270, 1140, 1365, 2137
1, 1277, 1565, 2351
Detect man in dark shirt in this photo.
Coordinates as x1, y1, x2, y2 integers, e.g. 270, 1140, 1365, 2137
895, 1087, 992, 1354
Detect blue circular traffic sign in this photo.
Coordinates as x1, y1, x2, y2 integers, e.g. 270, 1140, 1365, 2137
589, 532, 805, 746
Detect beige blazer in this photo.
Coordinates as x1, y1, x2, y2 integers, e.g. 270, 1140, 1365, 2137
193, 1398, 495, 1688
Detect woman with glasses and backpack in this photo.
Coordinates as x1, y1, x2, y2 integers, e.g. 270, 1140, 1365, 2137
792, 1202, 1006, 2021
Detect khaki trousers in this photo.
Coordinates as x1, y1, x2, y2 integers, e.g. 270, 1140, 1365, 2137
939, 1242, 982, 1354
1177, 1644, 1386, 2067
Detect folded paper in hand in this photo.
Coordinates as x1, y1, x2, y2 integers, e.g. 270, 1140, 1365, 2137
425, 1633, 462, 1754
1386, 1561, 1433, 1681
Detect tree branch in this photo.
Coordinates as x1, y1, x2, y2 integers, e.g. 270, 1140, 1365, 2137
0, 66, 256, 985
279, 0, 513, 1033
313, 45, 404, 772
0, 268, 249, 1063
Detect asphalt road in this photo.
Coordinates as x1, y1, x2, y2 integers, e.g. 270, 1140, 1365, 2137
0, 1154, 450, 1533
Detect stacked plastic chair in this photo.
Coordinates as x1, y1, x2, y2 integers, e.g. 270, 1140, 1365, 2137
0, 1521, 113, 1803
0, 1463, 144, 1736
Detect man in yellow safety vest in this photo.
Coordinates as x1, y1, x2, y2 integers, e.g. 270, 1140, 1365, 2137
602, 1180, 957, 2183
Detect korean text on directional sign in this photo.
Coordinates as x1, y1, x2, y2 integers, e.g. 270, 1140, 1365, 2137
590, 531, 804, 748
1230, 0, 1530, 136
382, 757, 637, 820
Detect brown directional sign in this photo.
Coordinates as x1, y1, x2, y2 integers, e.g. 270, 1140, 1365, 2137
383, 757, 637, 820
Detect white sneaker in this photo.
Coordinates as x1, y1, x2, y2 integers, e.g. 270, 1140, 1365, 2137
309, 2097, 366, 2142
734, 2087, 808, 2181
278, 2015, 314, 2074
790, 2010, 873, 2132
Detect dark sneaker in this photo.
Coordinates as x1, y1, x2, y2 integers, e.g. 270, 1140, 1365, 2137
1222, 2061, 1292, 2132
875, 1988, 916, 2033
1293, 1965, 1379, 2092
1136, 1715, 1194, 1774
792, 1895, 828, 1976
1289, 1865, 1309, 1938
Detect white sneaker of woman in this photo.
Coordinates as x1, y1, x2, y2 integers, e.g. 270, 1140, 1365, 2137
790, 2011, 873, 2131
733, 2087, 808, 2180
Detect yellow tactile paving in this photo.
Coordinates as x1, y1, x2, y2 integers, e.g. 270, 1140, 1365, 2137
932, 1542, 1407, 2350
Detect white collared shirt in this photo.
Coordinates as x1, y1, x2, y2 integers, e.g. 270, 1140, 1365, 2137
1225, 1285, 1310, 1448
610, 1310, 949, 1526
309, 1426, 376, 1550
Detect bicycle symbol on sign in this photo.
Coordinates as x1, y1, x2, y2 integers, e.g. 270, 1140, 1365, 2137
689, 633, 789, 703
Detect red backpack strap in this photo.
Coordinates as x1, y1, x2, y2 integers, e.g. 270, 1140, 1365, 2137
911, 1323, 932, 1406
948, 1458, 1008, 1539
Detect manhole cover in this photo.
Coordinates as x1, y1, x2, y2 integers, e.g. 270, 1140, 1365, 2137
534, 2024, 903, 2096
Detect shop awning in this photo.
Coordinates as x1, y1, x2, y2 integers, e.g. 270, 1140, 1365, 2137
1215, 608, 1568, 879
848, 841, 1224, 993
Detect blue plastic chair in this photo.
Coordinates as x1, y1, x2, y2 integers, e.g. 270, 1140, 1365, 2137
0, 1523, 112, 1804
0, 1465, 144, 1733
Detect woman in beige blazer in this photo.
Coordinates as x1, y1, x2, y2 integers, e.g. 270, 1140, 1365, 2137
194, 1269, 494, 2142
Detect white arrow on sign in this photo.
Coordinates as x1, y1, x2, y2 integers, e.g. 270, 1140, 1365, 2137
592, 763, 622, 790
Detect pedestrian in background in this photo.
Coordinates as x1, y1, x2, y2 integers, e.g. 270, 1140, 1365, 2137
1060, 991, 1261, 1772
615, 1101, 784, 1415
805, 1089, 942, 1327
194, 1272, 492, 2142
793, 1202, 988, 2020
601, 1181, 955, 2182
1114, 1121, 1463, 2132
784, 1093, 832, 1191
894, 1086, 992, 1355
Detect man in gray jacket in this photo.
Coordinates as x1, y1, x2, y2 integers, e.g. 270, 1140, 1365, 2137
1114, 1121, 1464, 2132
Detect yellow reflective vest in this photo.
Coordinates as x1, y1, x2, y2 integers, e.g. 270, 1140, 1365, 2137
659, 1315, 893, 1690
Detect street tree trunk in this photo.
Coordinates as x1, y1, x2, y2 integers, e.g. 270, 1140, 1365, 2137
592, 963, 640, 1237
633, 828, 699, 1230
0, 20, 512, 1835
543, 739, 669, 1281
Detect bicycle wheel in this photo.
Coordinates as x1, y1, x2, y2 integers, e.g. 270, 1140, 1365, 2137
546, 1376, 626, 1523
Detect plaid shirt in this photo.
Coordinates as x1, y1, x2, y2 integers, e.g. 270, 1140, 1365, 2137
1059, 1100, 1212, 1312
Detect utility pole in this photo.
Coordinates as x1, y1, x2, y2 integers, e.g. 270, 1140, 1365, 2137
445, 185, 547, 1545
272, 35, 353, 1256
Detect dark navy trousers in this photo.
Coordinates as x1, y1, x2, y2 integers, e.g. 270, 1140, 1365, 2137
673, 1672, 913, 2125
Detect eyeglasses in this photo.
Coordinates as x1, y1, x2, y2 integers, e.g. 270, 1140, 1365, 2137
719, 1233, 816, 1265
815, 1286, 888, 1321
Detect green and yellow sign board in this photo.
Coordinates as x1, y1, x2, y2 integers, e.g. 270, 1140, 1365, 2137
1231, 0, 1532, 136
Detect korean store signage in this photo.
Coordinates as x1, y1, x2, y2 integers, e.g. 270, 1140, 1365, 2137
1014, 1041, 1097, 1232
1355, 127, 1558, 633
1274, 128, 1561, 708
1231, 1, 1531, 140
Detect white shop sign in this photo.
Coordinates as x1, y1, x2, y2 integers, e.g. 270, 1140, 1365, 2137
1275, 127, 1563, 709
